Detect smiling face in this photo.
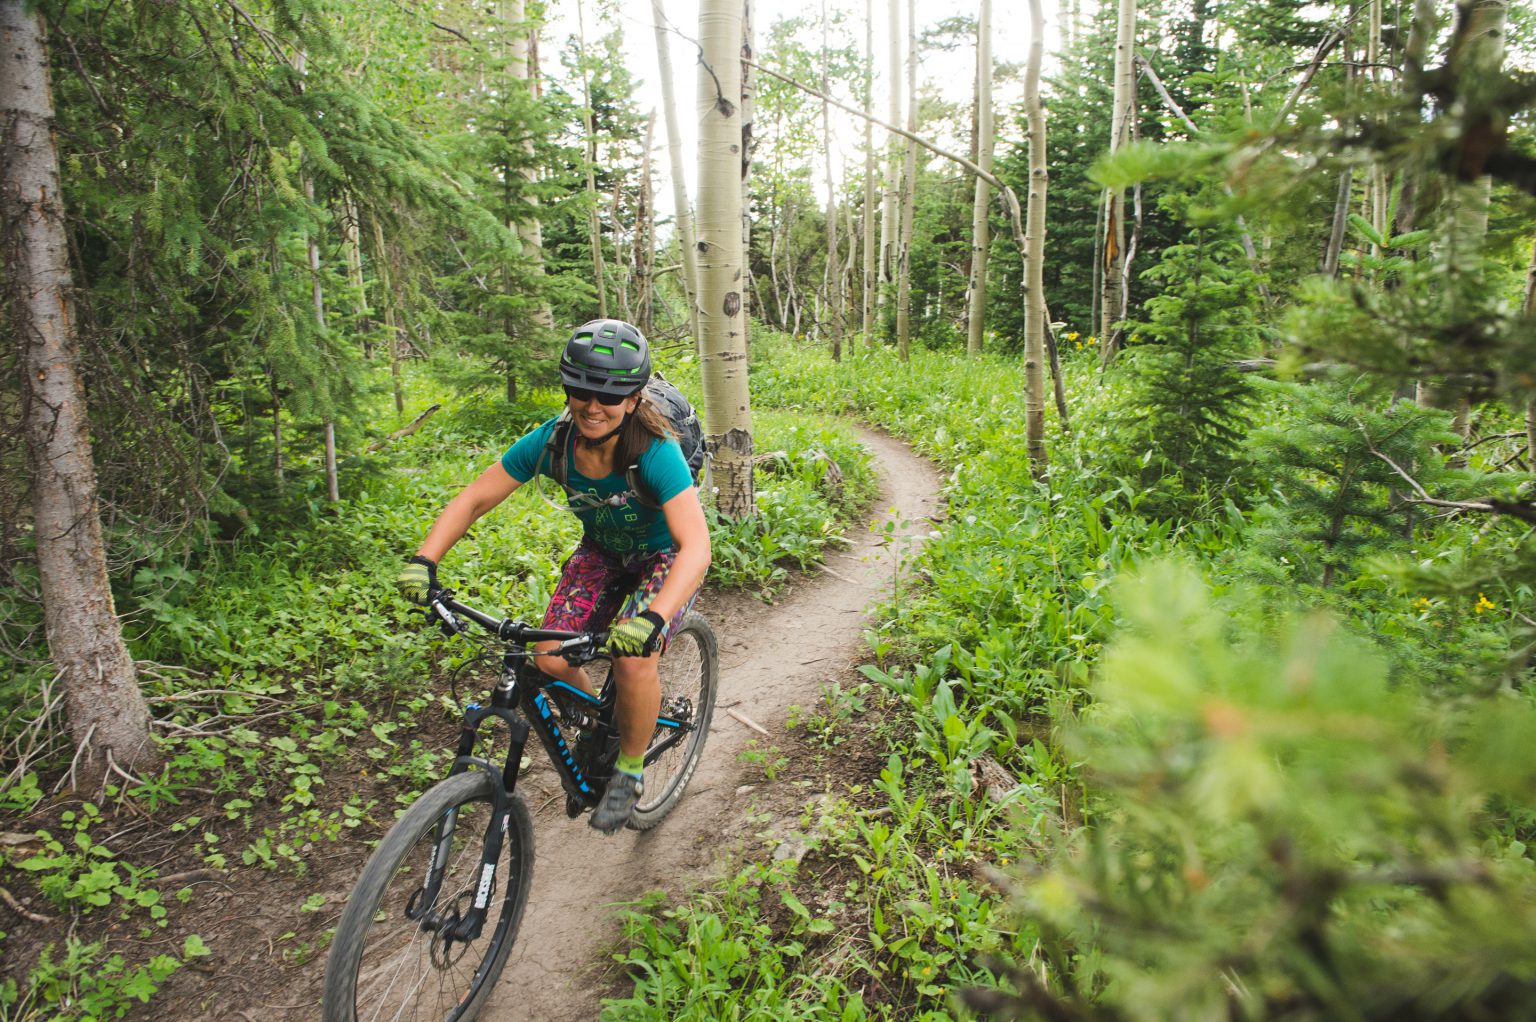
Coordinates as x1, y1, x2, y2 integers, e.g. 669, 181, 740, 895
567, 388, 639, 442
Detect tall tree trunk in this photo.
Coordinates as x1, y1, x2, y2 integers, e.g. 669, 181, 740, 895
652, 0, 702, 345
507, 0, 554, 339
966, 0, 994, 357
342, 195, 372, 357
861, 0, 877, 346
1023, 0, 1049, 473
740, 0, 755, 353
2, 0, 154, 775
698, 0, 754, 518
576, 2, 608, 318
1098, 0, 1136, 362
635, 113, 657, 336
895, 0, 917, 362
296, 48, 339, 503
820, 0, 843, 361
878, 0, 901, 324
1526, 238, 1536, 465
371, 218, 405, 415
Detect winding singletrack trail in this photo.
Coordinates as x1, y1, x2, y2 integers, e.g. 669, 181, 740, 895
477, 427, 944, 1021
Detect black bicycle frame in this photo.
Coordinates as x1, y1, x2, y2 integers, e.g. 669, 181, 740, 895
413, 593, 694, 944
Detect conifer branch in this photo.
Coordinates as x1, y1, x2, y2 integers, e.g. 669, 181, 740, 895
1360, 425, 1536, 524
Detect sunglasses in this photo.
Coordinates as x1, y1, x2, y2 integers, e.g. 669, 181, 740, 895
563, 385, 631, 407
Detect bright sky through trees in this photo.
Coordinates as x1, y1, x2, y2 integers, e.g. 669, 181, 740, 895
546, 0, 1045, 217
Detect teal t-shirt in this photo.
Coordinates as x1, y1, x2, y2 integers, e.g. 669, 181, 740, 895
501, 416, 694, 554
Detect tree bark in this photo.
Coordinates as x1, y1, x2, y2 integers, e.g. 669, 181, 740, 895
895, 0, 917, 361
576, 2, 608, 318
506, 0, 554, 337
370, 217, 405, 414
296, 48, 340, 503
878, 0, 901, 324
740, 0, 755, 353
2, 0, 154, 775
861, 0, 877, 346
966, 0, 994, 357
820, 0, 843, 361
698, 0, 754, 518
1023, 0, 1049, 473
652, 0, 702, 346
1098, 0, 1136, 362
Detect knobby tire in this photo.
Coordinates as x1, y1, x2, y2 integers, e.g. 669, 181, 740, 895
322, 771, 534, 1022
629, 611, 719, 830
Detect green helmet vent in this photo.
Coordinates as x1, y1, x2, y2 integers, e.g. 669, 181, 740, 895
592, 344, 614, 356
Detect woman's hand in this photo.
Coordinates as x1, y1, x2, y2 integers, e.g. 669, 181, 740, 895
608, 610, 665, 657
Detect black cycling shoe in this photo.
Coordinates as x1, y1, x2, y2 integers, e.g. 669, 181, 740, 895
589, 772, 643, 834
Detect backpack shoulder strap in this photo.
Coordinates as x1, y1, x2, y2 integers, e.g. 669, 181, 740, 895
538, 413, 579, 496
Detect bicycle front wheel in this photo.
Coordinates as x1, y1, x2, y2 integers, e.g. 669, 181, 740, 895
322, 771, 534, 1022
630, 611, 719, 830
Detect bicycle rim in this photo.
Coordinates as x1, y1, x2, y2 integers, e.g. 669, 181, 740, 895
630, 612, 718, 829
322, 771, 534, 1022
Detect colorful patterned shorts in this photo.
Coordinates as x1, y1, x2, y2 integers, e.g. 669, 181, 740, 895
541, 540, 697, 653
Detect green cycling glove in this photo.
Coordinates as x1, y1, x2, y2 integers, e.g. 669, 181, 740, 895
608, 610, 665, 657
396, 556, 438, 605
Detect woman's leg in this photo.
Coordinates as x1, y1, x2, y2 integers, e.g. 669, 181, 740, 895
610, 654, 662, 758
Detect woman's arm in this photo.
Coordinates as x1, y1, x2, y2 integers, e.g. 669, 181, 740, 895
415, 461, 522, 564
646, 486, 712, 622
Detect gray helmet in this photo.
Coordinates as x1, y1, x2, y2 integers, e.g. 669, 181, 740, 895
559, 319, 651, 396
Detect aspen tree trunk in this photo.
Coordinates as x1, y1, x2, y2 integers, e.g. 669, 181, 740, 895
1098, 0, 1135, 362
965, 0, 994, 357
894, 0, 917, 361
635, 113, 657, 335
342, 195, 372, 356
1526, 238, 1536, 464
371, 218, 405, 415
698, 0, 754, 518
821, 0, 843, 361
861, 0, 877, 346
507, 0, 554, 337
740, 0, 756, 353
296, 49, 339, 503
2, 0, 154, 775
576, 3, 608, 317
652, 0, 702, 345
1023, 0, 1049, 473
878, 0, 901, 323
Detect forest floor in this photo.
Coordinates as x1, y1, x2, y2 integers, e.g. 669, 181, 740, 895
0, 427, 942, 1022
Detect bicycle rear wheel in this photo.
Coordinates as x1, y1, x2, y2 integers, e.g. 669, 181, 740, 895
323, 771, 534, 1022
629, 611, 719, 830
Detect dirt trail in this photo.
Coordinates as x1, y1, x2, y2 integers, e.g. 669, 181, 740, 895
480, 427, 943, 1022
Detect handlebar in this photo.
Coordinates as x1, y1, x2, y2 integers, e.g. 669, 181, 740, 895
426, 589, 609, 665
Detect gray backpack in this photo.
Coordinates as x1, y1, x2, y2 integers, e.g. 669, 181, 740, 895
539, 373, 705, 509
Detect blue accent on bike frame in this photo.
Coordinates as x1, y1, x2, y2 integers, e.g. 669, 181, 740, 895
655, 717, 684, 728
547, 679, 600, 705
533, 692, 591, 794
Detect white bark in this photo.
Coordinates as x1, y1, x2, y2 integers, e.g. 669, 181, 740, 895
877, 0, 901, 320
576, 2, 608, 317
895, 0, 917, 361
651, 0, 702, 345
697, 0, 754, 518
1023, 0, 1048, 473
966, 0, 994, 357
861, 0, 876, 345
2, 0, 154, 773
507, 0, 554, 335
821, 0, 843, 360
1098, 0, 1136, 361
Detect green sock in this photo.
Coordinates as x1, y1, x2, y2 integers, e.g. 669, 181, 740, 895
616, 752, 645, 778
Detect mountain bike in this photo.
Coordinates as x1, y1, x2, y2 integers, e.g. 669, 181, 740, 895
321, 588, 718, 1022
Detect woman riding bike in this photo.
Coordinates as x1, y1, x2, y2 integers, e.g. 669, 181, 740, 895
396, 319, 711, 833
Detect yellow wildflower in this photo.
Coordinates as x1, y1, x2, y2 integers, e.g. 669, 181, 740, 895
1474, 593, 1496, 614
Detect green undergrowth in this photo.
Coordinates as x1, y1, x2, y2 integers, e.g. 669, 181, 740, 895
0, 372, 877, 1020
607, 332, 1536, 1019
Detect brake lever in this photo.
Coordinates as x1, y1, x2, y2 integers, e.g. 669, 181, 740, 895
427, 590, 462, 637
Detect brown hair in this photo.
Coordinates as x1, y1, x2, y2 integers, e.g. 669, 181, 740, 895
613, 393, 674, 470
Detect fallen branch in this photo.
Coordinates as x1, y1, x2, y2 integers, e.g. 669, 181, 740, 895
726, 708, 770, 736
367, 404, 441, 453
1361, 427, 1536, 524
0, 885, 52, 924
